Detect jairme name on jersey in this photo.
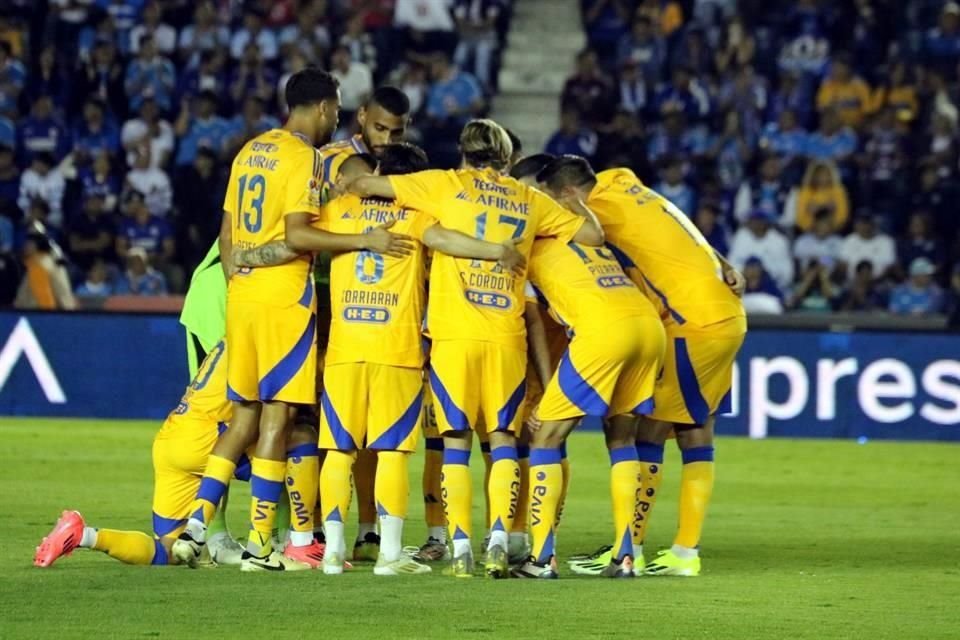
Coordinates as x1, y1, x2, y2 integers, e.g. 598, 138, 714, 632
239, 142, 281, 171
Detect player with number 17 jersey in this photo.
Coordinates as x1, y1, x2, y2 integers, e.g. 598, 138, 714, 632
222, 129, 322, 404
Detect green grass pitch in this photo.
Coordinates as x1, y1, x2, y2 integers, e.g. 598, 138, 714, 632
1, 418, 958, 639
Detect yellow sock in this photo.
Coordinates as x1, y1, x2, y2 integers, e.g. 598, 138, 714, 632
422, 440, 445, 530
609, 446, 640, 562
511, 447, 530, 533
319, 449, 356, 557
354, 449, 378, 528
675, 447, 715, 549
247, 458, 286, 556
528, 448, 562, 563
286, 443, 320, 538
93, 529, 162, 565
441, 448, 473, 551
634, 442, 665, 547
187, 455, 236, 525
557, 443, 571, 528
487, 446, 519, 538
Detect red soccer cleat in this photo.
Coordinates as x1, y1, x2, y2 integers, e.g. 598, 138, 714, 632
283, 540, 326, 569
34, 511, 85, 568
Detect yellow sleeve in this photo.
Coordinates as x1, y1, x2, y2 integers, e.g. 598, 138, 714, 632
389, 170, 457, 217
223, 163, 239, 217
404, 209, 439, 242
284, 149, 322, 217
533, 191, 586, 243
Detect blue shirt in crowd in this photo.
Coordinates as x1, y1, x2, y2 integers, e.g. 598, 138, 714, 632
118, 215, 172, 255
426, 70, 483, 123
174, 116, 230, 166
72, 121, 120, 158
19, 115, 69, 160
806, 128, 857, 161
124, 58, 176, 112
889, 284, 944, 315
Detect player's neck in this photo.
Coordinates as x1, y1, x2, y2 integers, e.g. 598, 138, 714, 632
284, 115, 317, 147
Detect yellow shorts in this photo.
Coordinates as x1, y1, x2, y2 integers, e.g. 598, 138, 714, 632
538, 316, 666, 421
428, 340, 527, 435
320, 362, 423, 452
652, 315, 747, 425
226, 297, 317, 404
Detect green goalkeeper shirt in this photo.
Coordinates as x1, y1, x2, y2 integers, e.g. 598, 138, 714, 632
179, 242, 227, 354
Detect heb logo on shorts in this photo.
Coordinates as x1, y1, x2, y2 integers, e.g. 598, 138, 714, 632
343, 306, 390, 324
596, 275, 632, 289
465, 289, 511, 310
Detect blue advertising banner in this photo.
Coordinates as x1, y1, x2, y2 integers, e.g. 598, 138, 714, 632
0, 312, 957, 440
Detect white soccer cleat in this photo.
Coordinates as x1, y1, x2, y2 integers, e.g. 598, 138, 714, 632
323, 550, 345, 575
171, 531, 206, 568
207, 533, 244, 567
374, 555, 432, 576
239, 549, 311, 572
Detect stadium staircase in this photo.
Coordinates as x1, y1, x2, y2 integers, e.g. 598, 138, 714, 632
493, 0, 585, 153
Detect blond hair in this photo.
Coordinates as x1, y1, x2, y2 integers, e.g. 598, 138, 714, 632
459, 119, 513, 171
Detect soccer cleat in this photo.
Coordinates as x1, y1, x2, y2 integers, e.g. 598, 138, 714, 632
483, 543, 509, 579
374, 554, 432, 576
511, 557, 559, 579
283, 540, 325, 569
413, 537, 450, 562
353, 532, 380, 562
207, 534, 244, 567
600, 555, 636, 578
34, 510, 85, 568
568, 543, 612, 563
171, 530, 206, 569
507, 533, 530, 565
323, 549, 345, 575
644, 549, 701, 577
240, 549, 312, 572
568, 547, 613, 576
443, 550, 475, 578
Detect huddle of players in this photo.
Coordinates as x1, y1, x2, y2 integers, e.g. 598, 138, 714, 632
34, 67, 745, 578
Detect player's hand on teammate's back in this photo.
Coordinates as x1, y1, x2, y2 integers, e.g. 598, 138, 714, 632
497, 238, 526, 276
365, 220, 416, 257
723, 265, 746, 297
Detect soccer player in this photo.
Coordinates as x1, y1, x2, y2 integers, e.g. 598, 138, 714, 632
33, 342, 316, 569
316, 86, 412, 561
341, 119, 604, 577
537, 156, 747, 577
172, 68, 411, 572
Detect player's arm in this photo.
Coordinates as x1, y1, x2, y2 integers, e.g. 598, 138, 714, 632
422, 224, 526, 275
715, 250, 745, 297
218, 211, 233, 279
285, 213, 414, 257
525, 301, 553, 388
232, 240, 300, 268
339, 174, 396, 200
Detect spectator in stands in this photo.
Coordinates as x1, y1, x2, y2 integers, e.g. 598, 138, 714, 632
425, 52, 484, 127
229, 43, 277, 108
889, 257, 944, 315
710, 110, 756, 195
116, 246, 168, 296
694, 201, 729, 256
647, 106, 708, 164
806, 107, 858, 165
561, 49, 614, 127
760, 108, 808, 174
741, 256, 785, 315
654, 65, 710, 121
225, 96, 280, 155
230, 9, 278, 62
923, 111, 958, 175
871, 61, 918, 120
897, 211, 946, 277
545, 108, 598, 160
453, 0, 502, 90
117, 191, 181, 292
794, 209, 844, 272
0, 142, 20, 221
582, 0, 633, 63
789, 255, 839, 312
18, 152, 65, 228
734, 155, 794, 227
636, 0, 684, 40
279, 7, 331, 65
130, 1, 177, 56
673, 25, 712, 78
26, 46, 69, 110
912, 160, 955, 238
816, 52, 872, 128
72, 98, 120, 166
794, 160, 849, 232
77, 38, 126, 119
394, 0, 458, 59
0, 242, 21, 306
14, 233, 75, 310
924, 2, 960, 76
714, 15, 754, 75
837, 260, 886, 312
79, 152, 120, 214
124, 35, 176, 113
68, 193, 115, 272
121, 98, 174, 169
124, 147, 172, 219
177, 1, 230, 68
75, 258, 115, 299
654, 155, 696, 215
718, 64, 767, 140
729, 210, 794, 289
340, 11, 378, 74
174, 91, 229, 167
0, 41, 25, 117
616, 58, 649, 116
840, 213, 896, 282
595, 108, 650, 176
332, 45, 374, 126
174, 147, 223, 269
616, 15, 664, 81
858, 107, 906, 219
389, 61, 430, 116
178, 49, 228, 104
20, 95, 68, 161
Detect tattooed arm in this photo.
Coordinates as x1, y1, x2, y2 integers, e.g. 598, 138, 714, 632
231, 241, 300, 268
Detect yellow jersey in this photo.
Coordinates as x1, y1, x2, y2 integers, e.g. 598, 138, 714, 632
223, 128, 322, 307
318, 194, 435, 368
318, 135, 368, 204
389, 167, 585, 350
163, 340, 231, 432
528, 239, 659, 335
588, 169, 744, 327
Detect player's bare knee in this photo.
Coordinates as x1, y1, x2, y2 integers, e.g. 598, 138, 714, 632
443, 431, 471, 450
487, 430, 517, 450
287, 422, 318, 449
637, 417, 672, 444
676, 420, 714, 449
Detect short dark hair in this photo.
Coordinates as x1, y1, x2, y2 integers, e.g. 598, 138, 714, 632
510, 153, 555, 181
537, 155, 597, 192
378, 143, 429, 176
505, 128, 522, 156
285, 67, 339, 111
368, 86, 410, 117
341, 153, 378, 175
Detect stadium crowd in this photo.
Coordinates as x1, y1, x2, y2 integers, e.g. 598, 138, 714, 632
561, 0, 960, 319
0, 0, 512, 306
